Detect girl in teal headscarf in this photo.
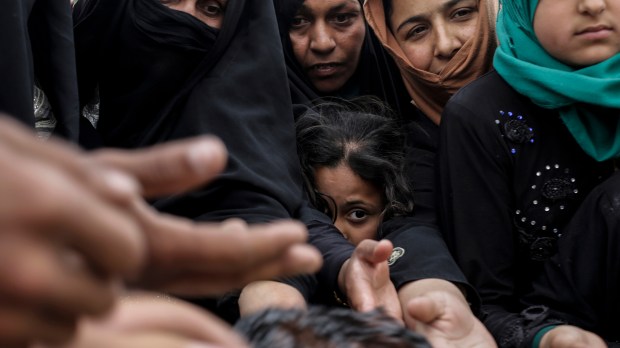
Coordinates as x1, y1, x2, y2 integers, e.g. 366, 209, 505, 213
494, 0, 620, 162
438, 0, 620, 347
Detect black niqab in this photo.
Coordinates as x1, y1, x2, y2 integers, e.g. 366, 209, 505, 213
74, 0, 303, 222
75, 0, 356, 302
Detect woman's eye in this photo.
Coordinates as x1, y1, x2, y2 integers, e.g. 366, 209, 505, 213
334, 14, 351, 23
407, 25, 428, 39
290, 16, 310, 29
331, 13, 358, 26
347, 210, 368, 222
199, 1, 223, 16
452, 7, 475, 19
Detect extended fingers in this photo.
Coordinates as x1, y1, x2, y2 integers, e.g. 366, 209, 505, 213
150, 243, 321, 296
91, 136, 227, 198
136, 205, 315, 272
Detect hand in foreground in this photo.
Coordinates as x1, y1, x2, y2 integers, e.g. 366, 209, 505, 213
35, 292, 249, 348
406, 290, 496, 348
540, 325, 605, 348
0, 117, 147, 347
0, 116, 321, 346
339, 239, 403, 323
131, 211, 323, 296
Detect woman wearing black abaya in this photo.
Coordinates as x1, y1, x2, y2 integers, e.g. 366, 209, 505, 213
73, 0, 402, 323
0, 0, 79, 140
273, 1, 487, 336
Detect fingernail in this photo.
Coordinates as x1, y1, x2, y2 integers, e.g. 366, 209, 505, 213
186, 140, 216, 175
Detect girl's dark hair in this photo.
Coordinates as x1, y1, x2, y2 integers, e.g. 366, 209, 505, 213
296, 96, 414, 220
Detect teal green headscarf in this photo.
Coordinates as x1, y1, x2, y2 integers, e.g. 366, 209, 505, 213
494, 0, 620, 161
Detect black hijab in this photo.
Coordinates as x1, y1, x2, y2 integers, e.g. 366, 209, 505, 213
73, 0, 307, 223
273, 0, 412, 120
0, 0, 79, 140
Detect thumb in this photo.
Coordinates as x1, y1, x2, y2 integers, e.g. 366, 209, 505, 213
407, 296, 442, 325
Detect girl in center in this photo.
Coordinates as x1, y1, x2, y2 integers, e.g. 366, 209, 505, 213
296, 97, 496, 347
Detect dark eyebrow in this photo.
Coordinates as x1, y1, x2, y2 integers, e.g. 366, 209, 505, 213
296, 4, 312, 16
396, 0, 469, 33
342, 200, 380, 212
297, 1, 360, 16
327, 2, 358, 15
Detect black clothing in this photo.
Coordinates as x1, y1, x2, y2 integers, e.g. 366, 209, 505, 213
75, 0, 303, 221
274, 0, 469, 304
439, 70, 619, 347
73, 0, 352, 314
0, 0, 79, 140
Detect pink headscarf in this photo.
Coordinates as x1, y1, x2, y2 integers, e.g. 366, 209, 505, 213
364, 0, 498, 124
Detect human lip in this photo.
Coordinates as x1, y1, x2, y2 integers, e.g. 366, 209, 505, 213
576, 25, 613, 39
307, 62, 343, 78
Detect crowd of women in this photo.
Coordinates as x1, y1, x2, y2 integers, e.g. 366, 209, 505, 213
0, 0, 619, 347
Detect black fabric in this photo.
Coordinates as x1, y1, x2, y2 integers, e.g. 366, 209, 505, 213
439, 70, 619, 347
74, 0, 354, 313
380, 216, 480, 311
0, 0, 79, 140
74, 0, 298, 222
275, 0, 472, 306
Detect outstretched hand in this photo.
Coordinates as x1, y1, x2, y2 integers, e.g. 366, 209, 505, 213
131, 209, 323, 296
339, 239, 402, 323
0, 116, 321, 346
406, 291, 496, 348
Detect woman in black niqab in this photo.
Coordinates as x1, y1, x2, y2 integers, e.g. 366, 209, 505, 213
74, 0, 304, 223
74, 0, 358, 320
0, 0, 79, 140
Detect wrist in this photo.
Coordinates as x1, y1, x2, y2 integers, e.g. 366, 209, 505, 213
532, 325, 558, 348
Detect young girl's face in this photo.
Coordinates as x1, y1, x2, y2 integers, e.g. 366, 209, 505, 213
389, 0, 479, 74
159, 0, 227, 28
534, 0, 620, 67
289, 0, 366, 93
314, 164, 384, 246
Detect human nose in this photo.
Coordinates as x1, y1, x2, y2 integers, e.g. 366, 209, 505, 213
578, 0, 606, 15
309, 21, 336, 54
433, 25, 462, 60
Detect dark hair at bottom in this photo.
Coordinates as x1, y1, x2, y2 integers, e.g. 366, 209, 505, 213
235, 306, 431, 348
